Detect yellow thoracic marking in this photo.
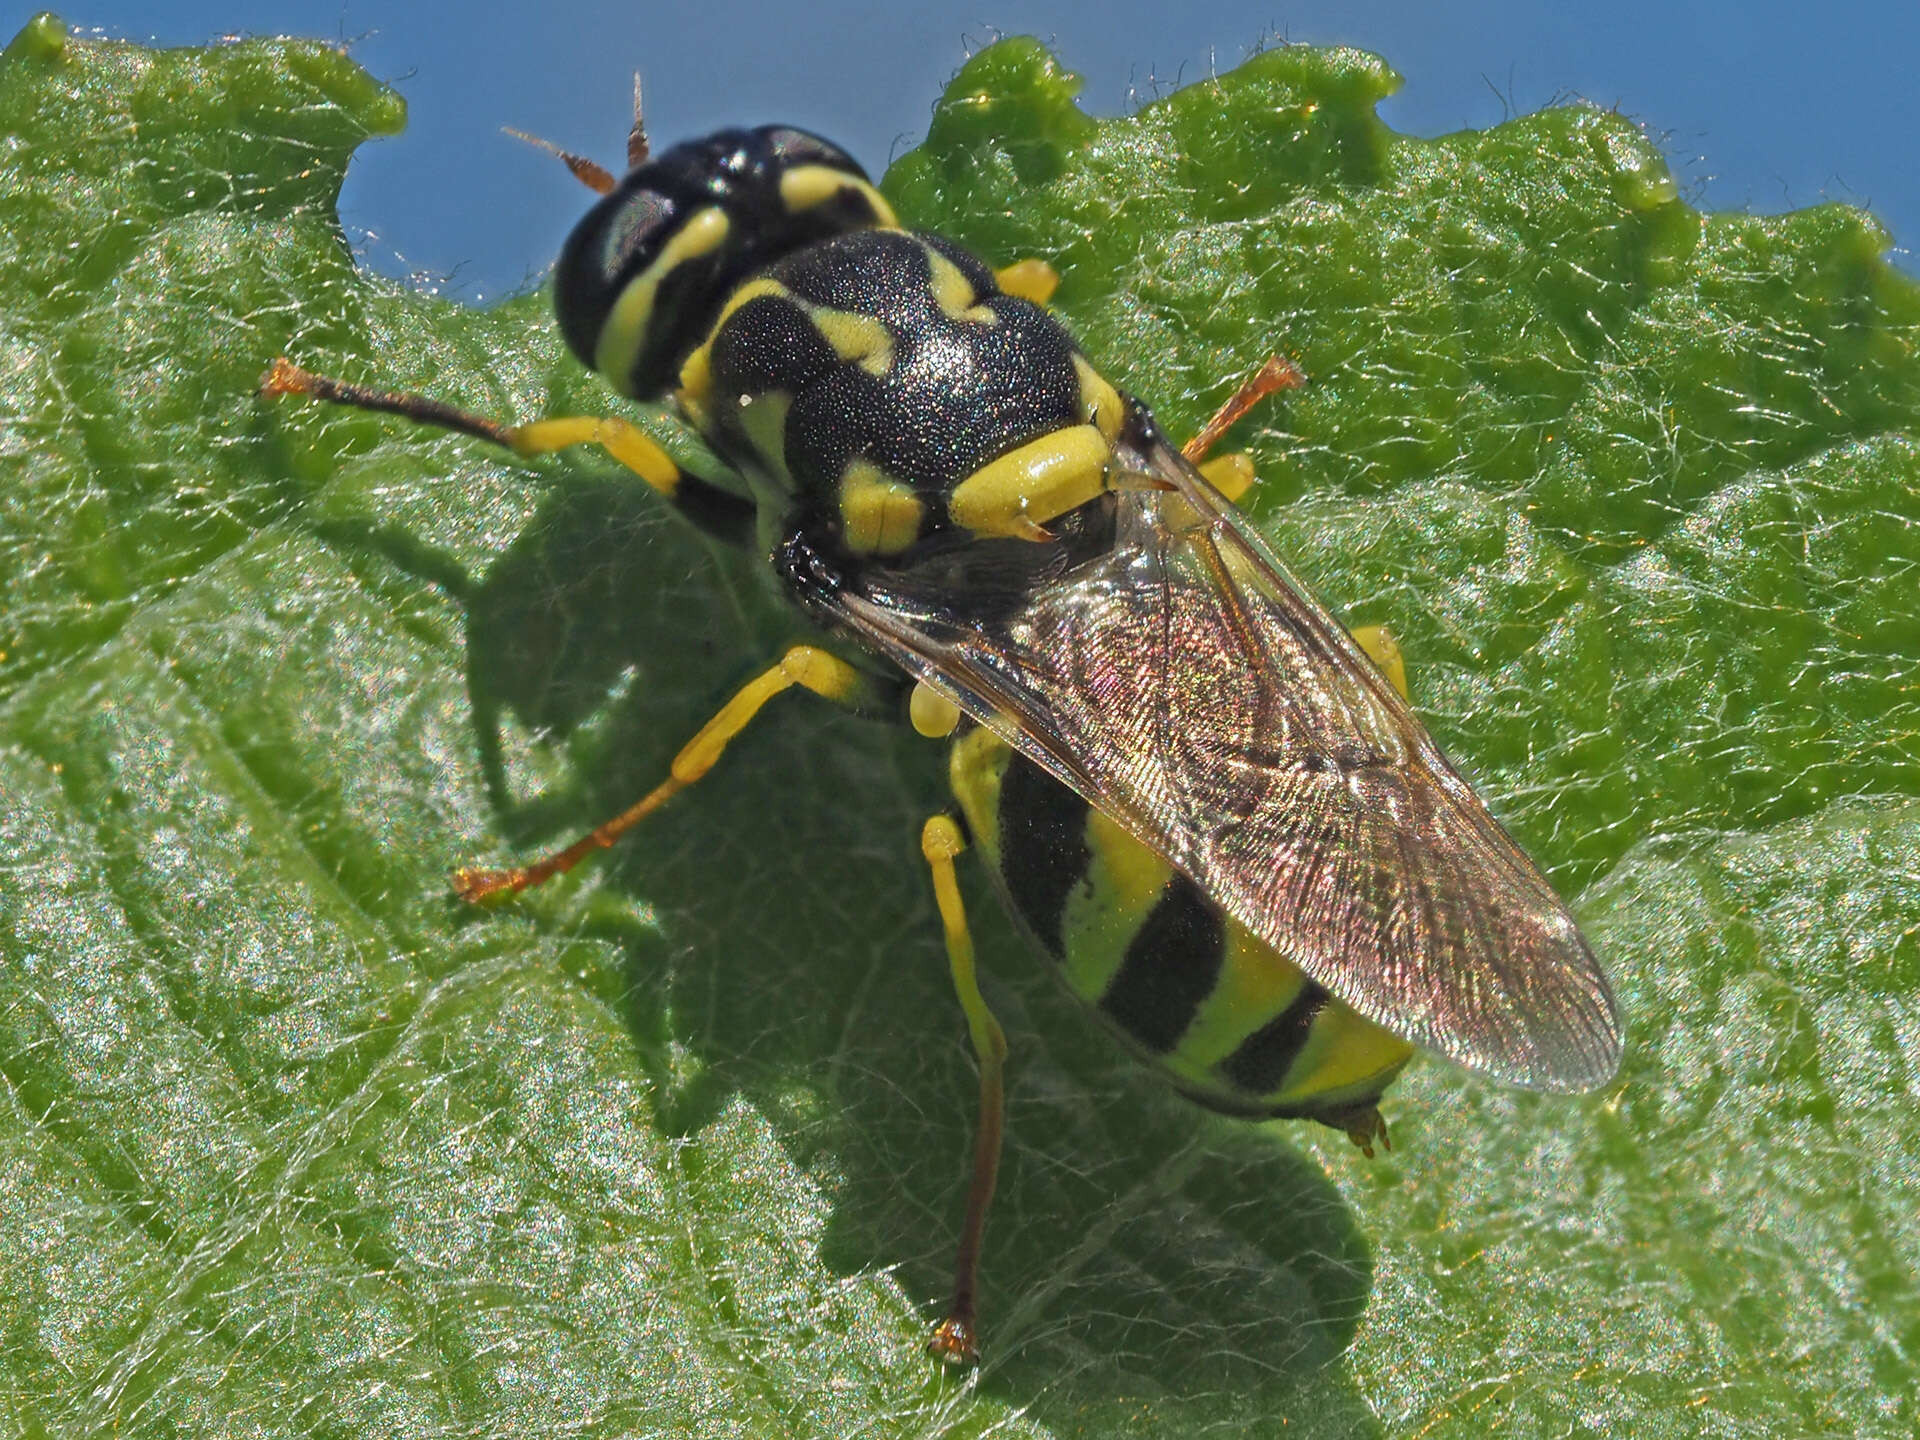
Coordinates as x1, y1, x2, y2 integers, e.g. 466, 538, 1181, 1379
811, 306, 896, 375
675, 275, 791, 420
947, 424, 1112, 540
993, 258, 1059, 305
1198, 453, 1256, 502
595, 205, 732, 393
925, 245, 1000, 326
1073, 356, 1126, 442
910, 681, 963, 739
778, 165, 900, 228
734, 389, 795, 489
839, 458, 924, 554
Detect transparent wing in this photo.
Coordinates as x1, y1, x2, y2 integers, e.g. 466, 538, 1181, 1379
822, 431, 1621, 1090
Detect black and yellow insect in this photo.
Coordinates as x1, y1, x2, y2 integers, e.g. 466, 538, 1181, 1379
264, 104, 1622, 1365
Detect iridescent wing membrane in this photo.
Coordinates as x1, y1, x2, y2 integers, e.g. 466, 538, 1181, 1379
828, 428, 1622, 1090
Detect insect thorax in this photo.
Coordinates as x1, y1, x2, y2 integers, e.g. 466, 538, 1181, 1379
552, 123, 1139, 572
679, 228, 1119, 561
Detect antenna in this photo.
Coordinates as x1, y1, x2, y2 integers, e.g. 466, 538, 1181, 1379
627, 72, 650, 169
502, 126, 617, 195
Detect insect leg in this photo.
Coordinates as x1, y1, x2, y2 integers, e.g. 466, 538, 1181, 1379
260, 357, 755, 543
454, 645, 882, 902
945, 349, 1300, 541
1347, 625, 1409, 701
1179, 355, 1309, 502
992, 258, 1059, 305
1193, 452, 1259, 502
1181, 354, 1306, 466
1174, 359, 1414, 703
919, 813, 1007, 1369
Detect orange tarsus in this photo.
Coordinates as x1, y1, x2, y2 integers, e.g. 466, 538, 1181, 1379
1181, 354, 1306, 463
928, 1315, 981, 1369
260, 356, 518, 449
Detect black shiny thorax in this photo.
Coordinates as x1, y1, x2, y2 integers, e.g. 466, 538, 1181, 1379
704, 229, 1087, 525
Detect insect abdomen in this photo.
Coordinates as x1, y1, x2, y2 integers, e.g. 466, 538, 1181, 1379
950, 727, 1414, 1122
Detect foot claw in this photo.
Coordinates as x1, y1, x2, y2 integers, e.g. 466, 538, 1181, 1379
450, 866, 523, 905
927, 1316, 980, 1369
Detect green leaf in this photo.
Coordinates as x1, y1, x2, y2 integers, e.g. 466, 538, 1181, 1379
2, 17, 1915, 1436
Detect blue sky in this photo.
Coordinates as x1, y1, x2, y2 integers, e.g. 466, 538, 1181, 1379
64, 2, 1920, 298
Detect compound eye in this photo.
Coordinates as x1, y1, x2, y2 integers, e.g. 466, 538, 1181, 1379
759, 125, 869, 182
594, 187, 677, 284
555, 180, 688, 386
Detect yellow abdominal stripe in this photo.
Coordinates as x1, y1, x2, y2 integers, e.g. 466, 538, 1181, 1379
1057, 809, 1174, 1001
1274, 1007, 1415, 1101
943, 712, 1409, 1113
1171, 928, 1315, 1071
